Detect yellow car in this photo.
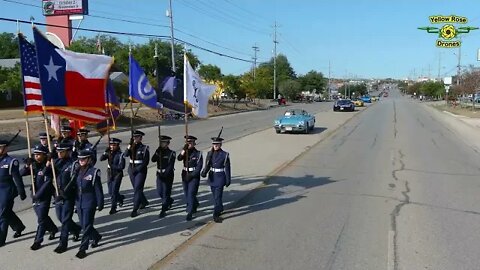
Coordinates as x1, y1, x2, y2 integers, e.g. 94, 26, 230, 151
353, 99, 364, 107
371, 96, 378, 102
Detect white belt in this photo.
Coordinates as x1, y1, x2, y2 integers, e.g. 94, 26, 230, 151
212, 168, 225, 172
183, 167, 195, 172
130, 160, 143, 164
157, 169, 166, 173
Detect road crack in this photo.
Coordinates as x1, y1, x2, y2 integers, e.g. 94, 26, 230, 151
390, 150, 409, 270
393, 101, 398, 139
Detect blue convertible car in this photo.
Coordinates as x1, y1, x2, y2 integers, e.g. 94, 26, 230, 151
274, 109, 315, 134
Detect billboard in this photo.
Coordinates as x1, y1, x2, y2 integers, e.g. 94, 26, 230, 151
42, 0, 89, 16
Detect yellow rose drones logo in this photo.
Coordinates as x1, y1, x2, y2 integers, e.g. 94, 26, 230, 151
418, 15, 478, 48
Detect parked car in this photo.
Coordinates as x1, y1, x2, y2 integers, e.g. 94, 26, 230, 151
352, 98, 364, 107
274, 109, 315, 134
333, 99, 355, 112
360, 95, 372, 103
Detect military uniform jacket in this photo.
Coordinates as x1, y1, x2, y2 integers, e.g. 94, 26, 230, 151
177, 148, 203, 181
0, 155, 25, 205
20, 162, 54, 203
100, 149, 125, 177
205, 150, 231, 187
77, 140, 97, 164
53, 157, 77, 200
151, 148, 176, 178
124, 143, 150, 173
75, 165, 104, 210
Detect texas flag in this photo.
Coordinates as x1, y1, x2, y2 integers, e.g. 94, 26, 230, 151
33, 27, 113, 111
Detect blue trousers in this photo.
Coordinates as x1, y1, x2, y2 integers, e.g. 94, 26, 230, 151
210, 186, 224, 215
182, 176, 199, 215
0, 199, 23, 245
108, 173, 123, 211
78, 207, 100, 251
156, 174, 173, 211
33, 201, 57, 244
128, 169, 148, 211
55, 199, 80, 248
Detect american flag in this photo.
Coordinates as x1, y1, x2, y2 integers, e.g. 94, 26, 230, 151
19, 34, 108, 122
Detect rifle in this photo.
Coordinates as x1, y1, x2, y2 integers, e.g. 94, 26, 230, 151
6, 130, 21, 146
90, 135, 104, 151
201, 127, 223, 177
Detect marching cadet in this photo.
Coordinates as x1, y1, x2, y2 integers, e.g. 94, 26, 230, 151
0, 139, 27, 247
52, 142, 81, 254
151, 135, 176, 218
58, 126, 75, 145
100, 138, 125, 215
177, 135, 203, 221
201, 137, 231, 223
124, 130, 150, 218
74, 150, 104, 259
75, 128, 97, 165
38, 132, 56, 160
21, 145, 58, 251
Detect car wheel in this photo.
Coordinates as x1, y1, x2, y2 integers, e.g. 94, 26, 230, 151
275, 129, 281, 134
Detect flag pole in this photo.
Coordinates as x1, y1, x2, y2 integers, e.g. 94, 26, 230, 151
17, 31, 35, 195
31, 23, 59, 196
42, 112, 59, 197
154, 43, 162, 168
183, 50, 189, 160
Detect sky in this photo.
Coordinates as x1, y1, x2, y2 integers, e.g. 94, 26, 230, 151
1, 0, 480, 80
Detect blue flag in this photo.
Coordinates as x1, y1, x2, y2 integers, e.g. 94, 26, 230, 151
129, 55, 161, 109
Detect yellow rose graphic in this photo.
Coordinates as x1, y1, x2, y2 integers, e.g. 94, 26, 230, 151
440, 24, 456, 40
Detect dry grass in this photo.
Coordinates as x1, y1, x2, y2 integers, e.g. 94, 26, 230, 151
434, 104, 480, 118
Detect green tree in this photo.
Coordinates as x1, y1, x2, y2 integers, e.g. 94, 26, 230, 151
0, 64, 21, 93
420, 81, 444, 98
298, 70, 327, 94
198, 64, 222, 82
279, 79, 301, 100
0, 32, 19, 58
223, 74, 246, 108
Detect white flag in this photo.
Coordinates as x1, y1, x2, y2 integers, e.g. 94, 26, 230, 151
184, 54, 216, 118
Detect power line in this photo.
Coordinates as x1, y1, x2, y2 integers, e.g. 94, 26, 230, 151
2, 0, 254, 60
176, 0, 270, 35
0, 17, 254, 63
221, 0, 271, 24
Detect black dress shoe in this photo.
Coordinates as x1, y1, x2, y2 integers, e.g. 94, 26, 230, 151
109, 209, 117, 215
72, 232, 80, 242
75, 250, 87, 259
186, 213, 193, 221
158, 210, 166, 218
130, 210, 138, 218
91, 235, 102, 248
213, 215, 222, 223
13, 230, 23, 239
49, 230, 57, 240
30, 242, 42, 251
54, 245, 67, 254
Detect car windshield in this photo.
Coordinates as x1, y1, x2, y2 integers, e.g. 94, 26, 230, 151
337, 100, 351, 105
284, 110, 302, 116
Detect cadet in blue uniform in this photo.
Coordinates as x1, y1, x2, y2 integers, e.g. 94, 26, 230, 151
124, 130, 150, 218
52, 143, 81, 254
201, 137, 231, 223
75, 128, 97, 165
38, 132, 56, 161
100, 138, 125, 215
75, 150, 104, 259
177, 135, 203, 221
21, 145, 58, 250
0, 140, 26, 247
59, 126, 76, 159
151, 135, 176, 218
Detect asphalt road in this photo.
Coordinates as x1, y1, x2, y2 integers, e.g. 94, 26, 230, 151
159, 90, 480, 270
12, 101, 332, 212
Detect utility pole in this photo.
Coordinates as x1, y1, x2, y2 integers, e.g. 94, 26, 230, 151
328, 60, 331, 99
167, 0, 176, 73
252, 44, 259, 80
273, 21, 278, 100
456, 45, 461, 85
437, 52, 442, 80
